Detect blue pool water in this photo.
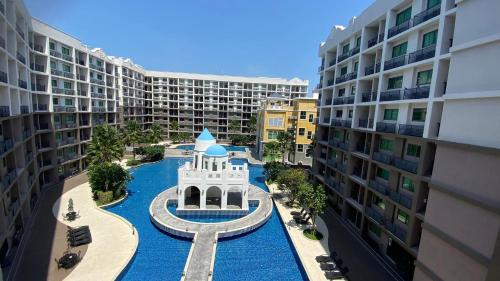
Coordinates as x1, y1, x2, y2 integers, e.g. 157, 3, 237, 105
107, 158, 307, 281
176, 144, 247, 152
166, 202, 258, 223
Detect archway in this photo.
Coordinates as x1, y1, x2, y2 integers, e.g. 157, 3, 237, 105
184, 186, 200, 209
227, 187, 242, 209
206, 186, 222, 209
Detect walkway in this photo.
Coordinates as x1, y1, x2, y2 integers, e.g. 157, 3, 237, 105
267, 182, 341, 281
150, 185, 273, 281
51, 182, 138, 281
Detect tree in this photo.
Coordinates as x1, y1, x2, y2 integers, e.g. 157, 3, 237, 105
263, 161, 286, 182
276, 168, 307, 205
136, 145, 165, 162
123, 121, 141, 159
148, 123, 163, 144
297, 183, 327, 236
277, 131, 294, 164
169, 120, 179, 141
248, 115, 257, 142
263, 142, 280, 162
87, 125, 124, 165
178, 132, 192, 143
228, 120, 240, 132
230, 134, 249, 146
88, 162, 132, 202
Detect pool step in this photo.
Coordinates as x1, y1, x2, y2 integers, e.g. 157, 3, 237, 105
183, 228, 217, 281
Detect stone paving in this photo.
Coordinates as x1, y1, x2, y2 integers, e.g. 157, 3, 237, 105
150, 184, 273, 281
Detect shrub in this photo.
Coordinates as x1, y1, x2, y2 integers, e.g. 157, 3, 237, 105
137, 145, 165, 162
96, 190, 114, 205
88, 163, 132, 202
127, 159, 141, 166
230, 135, 249, 146
263, 161, 286, 182
276, 168, 307, 205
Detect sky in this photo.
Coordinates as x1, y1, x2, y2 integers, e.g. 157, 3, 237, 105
25, 0, 373, 94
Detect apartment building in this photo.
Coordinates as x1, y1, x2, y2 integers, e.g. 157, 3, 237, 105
256, 94, 317, 165
313, 0, 500, 280
0, 1, 308, 278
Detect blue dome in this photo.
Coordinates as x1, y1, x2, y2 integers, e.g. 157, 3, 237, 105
197, 128, 215, 141
204, 144, 228, 157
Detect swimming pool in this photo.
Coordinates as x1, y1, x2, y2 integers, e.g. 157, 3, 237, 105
175, 144, 247, 152
108, 158, 307, 281
166, 201, 259, 223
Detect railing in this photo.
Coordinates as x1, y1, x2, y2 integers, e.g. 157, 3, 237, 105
358, 119, 374, 128
335, 72, 357, 84
413, 4, 441, 26
0, 71, 7, 83
91, 93, 106, 99
361, 91, 377, 102
330, 119, 351, 128
89, 64, 104, 72
77, 74, 86, 81
50, 50, 62, 58
20, 105, 29, 114
35, 122, 49, 131
51, 69, 63, 76
31, 63, 45, 72
0, 36, 5, 49
92, 107, 106, 113
35, 104, 48, 111
394, 158, 419, 174
380, 89, 402, 101
0, 139, 13, 154
377, 122, 396, 134
388, 20, 411, 38
327, 79, 334, 86
408, 44, 436, 64
355, 143, 370, 155
16, 52, 26, 64
385, 221, 407, 242
90, 78, 105, 85
54, 106, 76, 112
384, 55, 407, 70
368, 36, 378, 48
63, 72, 74, 79
398, 124, 424, 137
16, 25, 25, 39
325, 98, 332, 105
18, 79, 27, 89
365, 65, 375, 76
337, 52, 350, 62
373, 151, 394, 165
378, 33, 385, 43
365, 207, 385, 225
403, 86, 430, 100
333, 97, 344, 105
62, 54, 73, 62
329, 59, 336, 66
369, 179, 389, 195
34, 44, 44, 52
77, 90, 87, 96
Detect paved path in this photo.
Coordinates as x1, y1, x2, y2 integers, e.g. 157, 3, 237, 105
150, 185, 273, 281
52, 183, 138, 281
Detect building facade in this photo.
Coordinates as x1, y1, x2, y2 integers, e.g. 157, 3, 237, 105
313, 0, 500, 280
0, 0, 307, 279
256, 94, 317, 165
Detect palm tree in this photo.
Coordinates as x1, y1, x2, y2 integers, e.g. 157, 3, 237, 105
148, 123, 163, 144
228, 120, 240, 133
169, 120, 179, 140
263, 142, 280, 162
277, 131, 294, 164
87, 125, 124, 165
248, 115, 257, 143
123, 121, 141, 159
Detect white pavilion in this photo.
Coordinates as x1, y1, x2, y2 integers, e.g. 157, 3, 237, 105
176, 129, 250, 212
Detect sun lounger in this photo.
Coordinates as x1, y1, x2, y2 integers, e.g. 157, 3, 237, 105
70, 236, 92, 247
315, 255, 332, 263
290, 208, 305, 216
324, 270, 344, 280
294, 214, 310, 224
320, 263, 337, 271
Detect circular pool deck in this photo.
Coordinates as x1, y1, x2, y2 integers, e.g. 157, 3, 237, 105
149, 185, 273, 281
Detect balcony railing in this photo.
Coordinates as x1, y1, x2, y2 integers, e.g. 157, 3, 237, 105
337, 52, 350, 62
369, 179, 389, 195
384, 55, 407, 70
30, 63, 45, 72
385, 221, 407, 242
35, 104, 48, 111
335, 72, 357, 84
366, 207, 385, 225
18, 79, 27, 89
368, 36, 378, 48
50, 50, 62, 58
327, 79, 334, 86
377, 122, 396, 134
333, 97, 344, 105
373, 151, 394, 165
408, 44, 436, 64
62, 54, 73, 62
403, 86, 430, 100
20, 105, 29, 115
329, 58, 336, 66
380, 89, 402, 101
355, 143, 370, 155
358, 119, 374, 128
0, 71, 7, 83
34, 44, 44, 53
361, 91, 377, 102
16, 52, 26, 64
394, 158, 419, 174
365, 65, 375, 76
54, 106, 76, 112
398, 124, 424, 137
388, 20, 411, 38
413, 4, 441, 27
331, 119, 352, 128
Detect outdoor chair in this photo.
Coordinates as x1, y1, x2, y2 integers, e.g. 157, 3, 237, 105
324, 270, 344, 280
320, 263, 337, 271
294, 214, 310, 224
290, 208, 305, 216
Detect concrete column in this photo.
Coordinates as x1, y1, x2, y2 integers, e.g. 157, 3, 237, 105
200, 184, 206, 210
221, 186, 228, 210
242, 188, 249, 210
178, 186, 184, 209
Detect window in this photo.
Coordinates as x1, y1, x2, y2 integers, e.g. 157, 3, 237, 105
307, 131, 312, 139
49, 42, 55, 50
342, 44, 350, 54
427, 0, 441, 9
212, 162, 217, 171
97, 60, 102, 66
356, 37, 361, 48
397, 209, 410, 224
369, 223, 382, 237
61, 46, 70, 56
50, 61, 56, 69
388, 76, 403, 89
297, 144, 304, 152
305, 145, 312, 158
354, 61, 359, 73
308, 114, 314, 122
335, 110, 342, 118
417, 70, 433, 86
401, 176, 415, 192
54, 115, 60, 123
53, 97, 59, 105
63, 81, 71, 89
51, 79, 58, 88
350, 85, 356, 96
377, 167, 390, 181
392, 42, 408, 58
299, 128, 305, 136
372, 196, 386, 210
422, 30, 438, 48
267, 131, 279, 140
379, 138, 394, 151
268, 117, 283, 127
55, 132, 61, 140
348, 110, 353, 118
338, 88, 346, 97
63, 64, 71, 73
334, 130, 341, 139
383, 109, 398, 121
406, 143, 421, 157
412, 108, 427, 122
300, 111, 306, 119
64, 99, 73, 106
340, 67, 348, 76
396, 7, 412, 25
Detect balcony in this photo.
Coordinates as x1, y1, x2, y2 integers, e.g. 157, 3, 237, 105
333, 97, 345, 105
322, 117, 330, 124
345, 96, 355, 104
50, 50, 62, 58
373, 151, 394, 165
355, 143, 370, 155
89, 64, 104, 72
325, 98, 332, 105
365, 65, 375, 76
413, 4, 441, 27
62, 54, 73, 62
337, 52, 350, 62
0, 139, 13, 154
394, 158, 419, 174
90, 78, 105, 85
408, 44, 436, 64
398, 124, 424, 137
16, 25, 25, 39
368, 36, 378, 48
91, 93, 105, 99
380, 89, 402, 101
34, 44, 44, 53
0, 71, 7, 83
336, 72, 357, 84
30, 63, 45, 72
18, 79, 27, 89
385, 221, 407, 242
77, 74, 86, 81
403, 86, 430, 100
329, 59, 336, 66
77, 90, 87, 96
384, 55, 407, 70
35, 122, 49, 131
54, 106, 76, 113
388, 20, 411, 38
361, 91, 377, 102
331, 119, 351, 128
327, 79, 334, 87
358, 119, 374, 128
63, 72, 74, 79
20, 105, 29, 115
337, 163, 347, 173
35, 104, 48, 111
389, 190, 413, 209
92, 107, 106, 113
365, 207, 385, 225
369, 179, 389, 195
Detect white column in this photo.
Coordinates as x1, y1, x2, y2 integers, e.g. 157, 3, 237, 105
221, 186, 228, 210
177, 186, 184, 209
200, 184, 206, 210
242, 188, 249, 210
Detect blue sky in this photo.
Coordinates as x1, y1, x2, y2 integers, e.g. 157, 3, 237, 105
25, 0, 373, 94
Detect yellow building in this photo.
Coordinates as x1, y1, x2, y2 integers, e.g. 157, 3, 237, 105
256, 94, 318, 165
